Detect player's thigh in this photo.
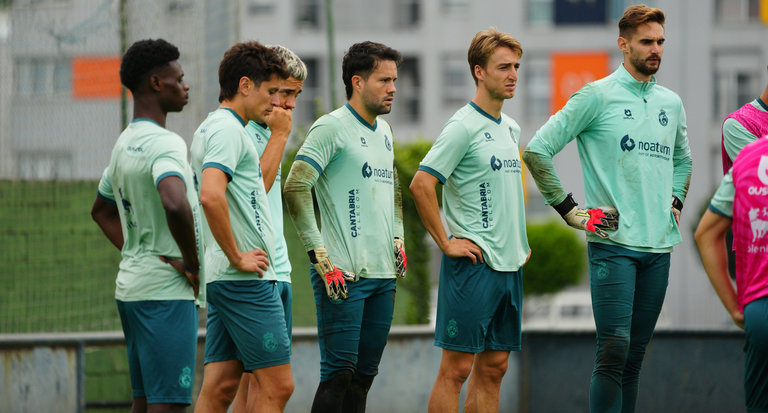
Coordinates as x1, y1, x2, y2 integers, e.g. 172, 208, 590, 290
277, 281, 293, 342
588, 243, 640, 336
356, 278, 397, 376
744, 296, 768, 410
486, 268, 523, 352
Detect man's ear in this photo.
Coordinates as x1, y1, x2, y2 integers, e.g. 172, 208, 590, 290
238, 76, 252, 96
617, 36, 629, 54
351, 74, 363, 94
149, 73, 162, 92
473, 64, 485, 83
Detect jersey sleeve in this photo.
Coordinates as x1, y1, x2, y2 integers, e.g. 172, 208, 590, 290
151, 135, 189, 187
97, 167, 116, 204
295, 117, 339, 175
709, 170, 735, 218
723, 117, 757, 162
418, 119, 471, 183
201, 123, 243, 180
526, 83, 601, 157
672, 100, 693, 201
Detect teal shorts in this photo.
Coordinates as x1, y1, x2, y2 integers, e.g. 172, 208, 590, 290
116, 299, 197, 404
744, 295, 768, 412
277, 280, 293, 342
204, 280, 291, 371
310, 267, 396, 382
434, 254, 523, 353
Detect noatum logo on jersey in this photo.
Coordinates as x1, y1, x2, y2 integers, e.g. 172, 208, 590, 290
489, 155, 521, 172
361, 162, 392, 179
620, 134, 670, 160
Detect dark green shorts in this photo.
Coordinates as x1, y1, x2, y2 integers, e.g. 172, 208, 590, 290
434, 254, 523, 353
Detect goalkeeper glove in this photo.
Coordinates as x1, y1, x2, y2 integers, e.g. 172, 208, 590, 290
308, 246, 356, 301
394, 238, 407, 278
553, 193, 619, 239
671, 196, 683, 226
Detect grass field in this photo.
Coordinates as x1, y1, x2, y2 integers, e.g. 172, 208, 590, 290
0, 180, 413, 334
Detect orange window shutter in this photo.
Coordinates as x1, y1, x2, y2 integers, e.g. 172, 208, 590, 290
72, 56, 122, 99
550, 52, 610, 114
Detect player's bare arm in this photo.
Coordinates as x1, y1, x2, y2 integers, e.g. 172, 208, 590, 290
157, 175, 200, 296
261, 107, 292, 193
199, 167, 269, 275
91, 197, 124, 250
694, 210, 744, 329
409, 170, 484, 264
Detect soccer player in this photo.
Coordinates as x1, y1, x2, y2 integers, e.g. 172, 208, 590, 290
721, 65, 768, 173
190, 41, 293, 413
230, 45, 307, 413
409, 28, 529, 413
695, 136, 768, 412
90, 38, 200, 413
522, 5, 692, 413
283, 41, 405, 413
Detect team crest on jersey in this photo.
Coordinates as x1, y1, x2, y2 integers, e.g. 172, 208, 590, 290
509, 127, 518, 144
484, 132, 494, 141
658, 109, 668, 126
447, 319, 459, 338
360, 137, 368, 146
384, 135, 392, 151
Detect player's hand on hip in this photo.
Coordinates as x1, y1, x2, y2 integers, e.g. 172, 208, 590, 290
671, 196, 683, 226
554, 193, 619, 239
231, 249, 270, 276
394, 237, 407, 278
265, 106, 293, 139
308, 246, 356, 301
159, 256, 200, 298
443, 237, 484, 265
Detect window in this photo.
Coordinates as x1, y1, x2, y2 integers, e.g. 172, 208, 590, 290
440, 0, 469, 14
713, 51, 762, 120
296, 0, 321, 29
15, 58, 71, 97
389, 57, 420, 124
714, 0, 762, 24
528, 0, 654, 27
441, 54, 472, 107
523, 56, 551, 120
394, 0, 421, 28
17, 152, 73, 180
246, 1, 275, 15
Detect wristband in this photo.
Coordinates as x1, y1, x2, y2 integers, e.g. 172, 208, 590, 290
553, 193, 578, 217
672, 196, 683, 211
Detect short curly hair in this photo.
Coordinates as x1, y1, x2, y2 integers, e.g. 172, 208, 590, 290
342, 41, 402, 100
218, 41, 290, 102
120, 39, 180, 93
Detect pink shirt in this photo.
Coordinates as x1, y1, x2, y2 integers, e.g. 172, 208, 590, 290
731, 137, 768, 310
722, 102, 768, 174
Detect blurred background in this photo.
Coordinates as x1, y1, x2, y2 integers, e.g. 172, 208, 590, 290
0, 0, 766, 412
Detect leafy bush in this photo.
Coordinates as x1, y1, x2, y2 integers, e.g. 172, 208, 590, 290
523, 221, 586, 295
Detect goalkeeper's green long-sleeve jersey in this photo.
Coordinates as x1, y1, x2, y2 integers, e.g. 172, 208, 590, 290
524, 64, 692, 252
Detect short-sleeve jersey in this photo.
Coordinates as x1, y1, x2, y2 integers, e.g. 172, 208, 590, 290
190, 108, 277, 282
295, 104, 396, 279
97, 118, 200, 301
709, 137, 768, 311
419, 102, 529, 272
246, 120, 292, 283
527, 64, 692, 252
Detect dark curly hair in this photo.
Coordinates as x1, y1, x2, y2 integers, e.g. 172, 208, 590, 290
342, 41, 402, 100
218, 41, 289, 103
120, 39, 180, 93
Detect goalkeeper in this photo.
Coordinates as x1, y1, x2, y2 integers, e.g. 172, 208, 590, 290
522, 5, 691, 413
283, 41, 405, 413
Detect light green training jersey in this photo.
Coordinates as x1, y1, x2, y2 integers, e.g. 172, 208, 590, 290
419, 102, 529, 272
709, 170, 735, 218
97, 118, 200, 302
527, 64, 692, 252
246, 120, 291, 283
295, 104, 397, 279
723, 99, 768, 162
190, 108, 277, 282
